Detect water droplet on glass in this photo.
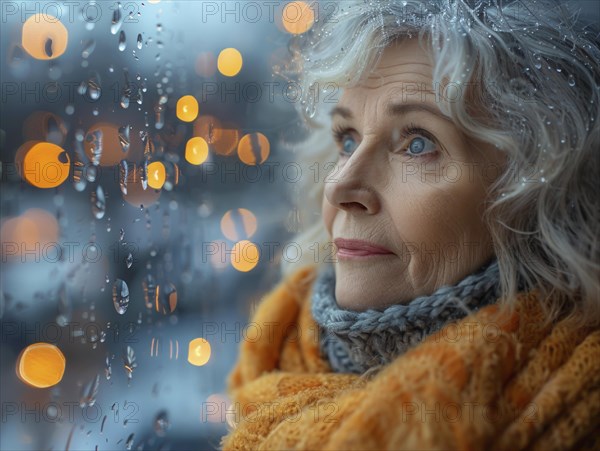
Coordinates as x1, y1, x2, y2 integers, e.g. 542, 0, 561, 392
78, 80, 88, 96
91, 185, 106, 219
87, 76, 102, 101
137, 33, 143, 49
125, 433, 134, 450
118, 125, 130, 153
79, 374, 100, 408
118, 31, 127, 52
119, 228, 125, 242
154, 103, 165, 130
73, 149, 87, 192
123, 346, 137, 383
120, 70, 132, 109
111, 3, 123, 35
104, 354, 112, 380
155, 282, 177, 314
112, 279, 130, 314
126, 253, 133, 269
120, 160, 129, 195
86, 129, 103, 166
45, 38, 53, 57
153, 410, 170, 437
568, 75, 575, 87
140, 158, 149, 191
84, 163, 96, 184
82, 39, 96, 59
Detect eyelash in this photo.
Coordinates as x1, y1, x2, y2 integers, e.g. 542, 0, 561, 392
331, 122, 439, 159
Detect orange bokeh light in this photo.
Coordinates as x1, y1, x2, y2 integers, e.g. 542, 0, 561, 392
237, 133, 270, 165
220, 208, 257, 241
16, 343, 66, 388
185, 137, 210, 165
176, 95, 199, 122
217, 48, 243, 77
188, 338, 211, 366
22, 14, 68, 60
230, 240, 259, 272
281, 1, 315, 35
16, 141, 70, 188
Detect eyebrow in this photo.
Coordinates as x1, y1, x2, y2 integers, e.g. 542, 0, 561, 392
329, 102, 453, 123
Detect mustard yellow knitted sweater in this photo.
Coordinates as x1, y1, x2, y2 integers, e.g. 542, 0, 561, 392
220, 264, 600, 450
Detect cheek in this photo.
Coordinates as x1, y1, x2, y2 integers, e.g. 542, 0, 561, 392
386, 172, 488, 246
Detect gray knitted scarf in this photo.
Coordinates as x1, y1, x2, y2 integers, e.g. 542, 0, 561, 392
311, 259, 502, 374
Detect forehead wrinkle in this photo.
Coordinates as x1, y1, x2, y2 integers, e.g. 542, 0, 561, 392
373, 61, 433, 72
362, 74, 435, 91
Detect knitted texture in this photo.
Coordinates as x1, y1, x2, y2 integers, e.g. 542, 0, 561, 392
220, 264, 600, 451
312, 259, 502, 374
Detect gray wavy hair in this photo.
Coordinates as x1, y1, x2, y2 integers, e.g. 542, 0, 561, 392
278, 0, 600, 325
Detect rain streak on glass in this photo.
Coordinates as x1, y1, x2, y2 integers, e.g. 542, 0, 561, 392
119, 125, 130, 152
79, 374, 100, 408
112, 279, 130, 315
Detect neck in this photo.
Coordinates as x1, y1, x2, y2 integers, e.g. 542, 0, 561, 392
311, 259, 502, 374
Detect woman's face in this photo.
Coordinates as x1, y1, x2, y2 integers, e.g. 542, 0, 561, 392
322, 37, 505, 310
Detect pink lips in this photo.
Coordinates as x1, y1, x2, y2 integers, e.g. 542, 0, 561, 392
334, 238, 395, 259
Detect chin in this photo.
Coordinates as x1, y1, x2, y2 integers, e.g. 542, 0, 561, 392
334, 272, 380, 311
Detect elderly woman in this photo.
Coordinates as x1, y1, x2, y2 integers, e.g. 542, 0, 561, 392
220, 0, 599, 449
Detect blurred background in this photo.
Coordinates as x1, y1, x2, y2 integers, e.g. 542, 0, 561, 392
0, 1, 327, 449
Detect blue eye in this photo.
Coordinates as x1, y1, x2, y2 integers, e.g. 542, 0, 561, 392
332, 127, 358, 157
341, 136, 357, 155
406, 136, 436, 156
332, 124, 439, 159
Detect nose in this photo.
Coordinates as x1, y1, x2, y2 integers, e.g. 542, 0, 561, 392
324, 150, 381, 215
